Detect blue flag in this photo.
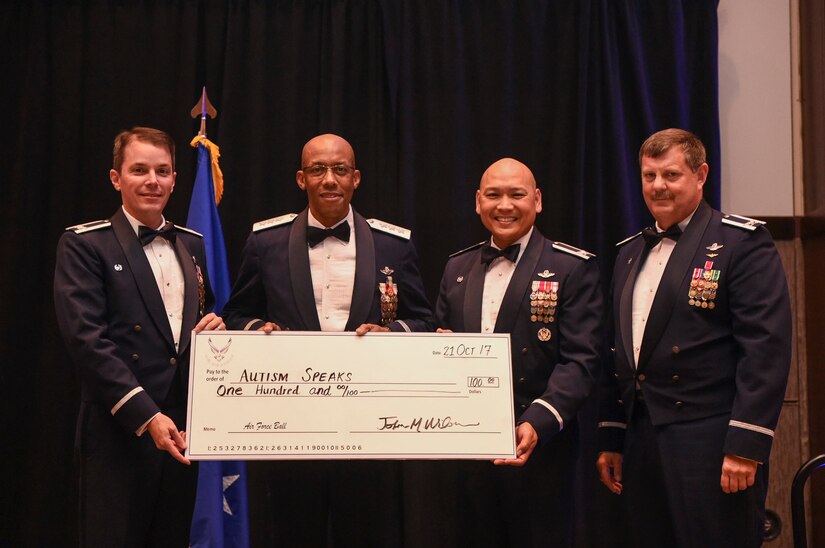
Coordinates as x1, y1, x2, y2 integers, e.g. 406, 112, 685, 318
187, 138, 250, 548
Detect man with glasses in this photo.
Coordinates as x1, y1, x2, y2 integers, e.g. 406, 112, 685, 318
223, 133, 434, 546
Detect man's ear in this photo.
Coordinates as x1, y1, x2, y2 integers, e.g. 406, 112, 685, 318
110, 169, 121, 191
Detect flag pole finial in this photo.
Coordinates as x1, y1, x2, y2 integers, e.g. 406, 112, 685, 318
190, 87, 217, 137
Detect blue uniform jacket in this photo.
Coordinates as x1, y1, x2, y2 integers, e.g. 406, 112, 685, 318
436, 228, 604, 443
54, 208, 214, 434
599, 201, 792, 463
222, 208, 434, 333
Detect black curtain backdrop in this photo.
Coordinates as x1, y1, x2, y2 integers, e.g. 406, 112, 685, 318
0, 1, 720, 546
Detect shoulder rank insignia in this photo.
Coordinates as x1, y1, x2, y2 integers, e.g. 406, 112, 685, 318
65, 219, 111, 234
615, 231, 642, 247
449, 241, 485, 258
173, 224, 203, 238
253, 213, 298, 232
722, 213, 765, 231
367, 218, 411, 240
553, 241, 595, 260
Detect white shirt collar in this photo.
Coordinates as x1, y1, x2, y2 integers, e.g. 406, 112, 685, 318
489, 227, 533, 264
307, 206, 354, 231
655, 205, 698, 234
121, 206, 166, 237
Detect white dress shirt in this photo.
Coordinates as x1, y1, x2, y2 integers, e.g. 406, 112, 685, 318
308, 208, 356, 332
122, 207, 184, 349
631, 210, 696, 367
122, 207, 185, 436
480, 228, 533, 334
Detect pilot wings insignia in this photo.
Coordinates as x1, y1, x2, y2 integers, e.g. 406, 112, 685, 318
208, 337, 232, 362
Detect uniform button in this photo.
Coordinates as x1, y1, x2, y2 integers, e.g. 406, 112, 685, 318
672, 375, 680, 382
131, 353, 139, 361
133, 324, 142, 333
617, 399, 624, 407
520, 404, 528, 410
638, 374, 646, 382
521, 347, 528, 355
169, 358, 178, 366
675, 401, 684, 408
614, 373, 619, 379
518, 377, 526, 383
672, 346, 680, 354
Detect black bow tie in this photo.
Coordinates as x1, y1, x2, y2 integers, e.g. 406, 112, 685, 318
139, 223, 176, 246
642, 225, 682, 248
306, 221, 351, 247
481, 243, 521, 265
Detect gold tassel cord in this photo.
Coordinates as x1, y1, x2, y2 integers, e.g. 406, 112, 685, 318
190, 135, 224, 205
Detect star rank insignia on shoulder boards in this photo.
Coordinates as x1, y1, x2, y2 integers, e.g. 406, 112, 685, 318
367, 218, 411, 240
253, 213, 298, 232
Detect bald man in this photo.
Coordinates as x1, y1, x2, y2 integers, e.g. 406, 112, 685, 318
436, 158, 604, 546
222, 133, 433, 546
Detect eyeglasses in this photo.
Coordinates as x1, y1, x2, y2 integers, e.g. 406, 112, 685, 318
301, 164, 355, 179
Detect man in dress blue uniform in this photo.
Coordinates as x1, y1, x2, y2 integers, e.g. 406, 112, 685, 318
222, 133, 434, 546
597, 128, 792, 547
54, 127, 226, 547
436, 158, 604, 546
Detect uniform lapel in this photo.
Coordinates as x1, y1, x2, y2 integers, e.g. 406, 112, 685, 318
175, 235, 199, 356
345, 212, 376, 331
462, 249, 486, 334
288, 210, 322, 331
618, 240, 646, 368
637, 201, 712, 370
494, 229, 543, 333
110, 209, 176, 352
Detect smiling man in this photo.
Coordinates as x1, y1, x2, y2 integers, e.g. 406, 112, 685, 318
222, 133, 433, 546
436, 158, 604, 546
597, 128, 792, 547
54, 127, 225, 547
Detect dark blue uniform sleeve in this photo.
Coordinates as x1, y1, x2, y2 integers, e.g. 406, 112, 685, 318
519, 257, 605, 442
222, 232, 269, 331
723, 226, 791, 462
385, 238, 435, 333
53, 232, 160, 433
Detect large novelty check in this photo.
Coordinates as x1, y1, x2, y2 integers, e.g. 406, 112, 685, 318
185, 331, 516, 460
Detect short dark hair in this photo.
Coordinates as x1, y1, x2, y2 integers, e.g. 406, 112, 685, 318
112, 127, 175, 171
639, 128, 706, 172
